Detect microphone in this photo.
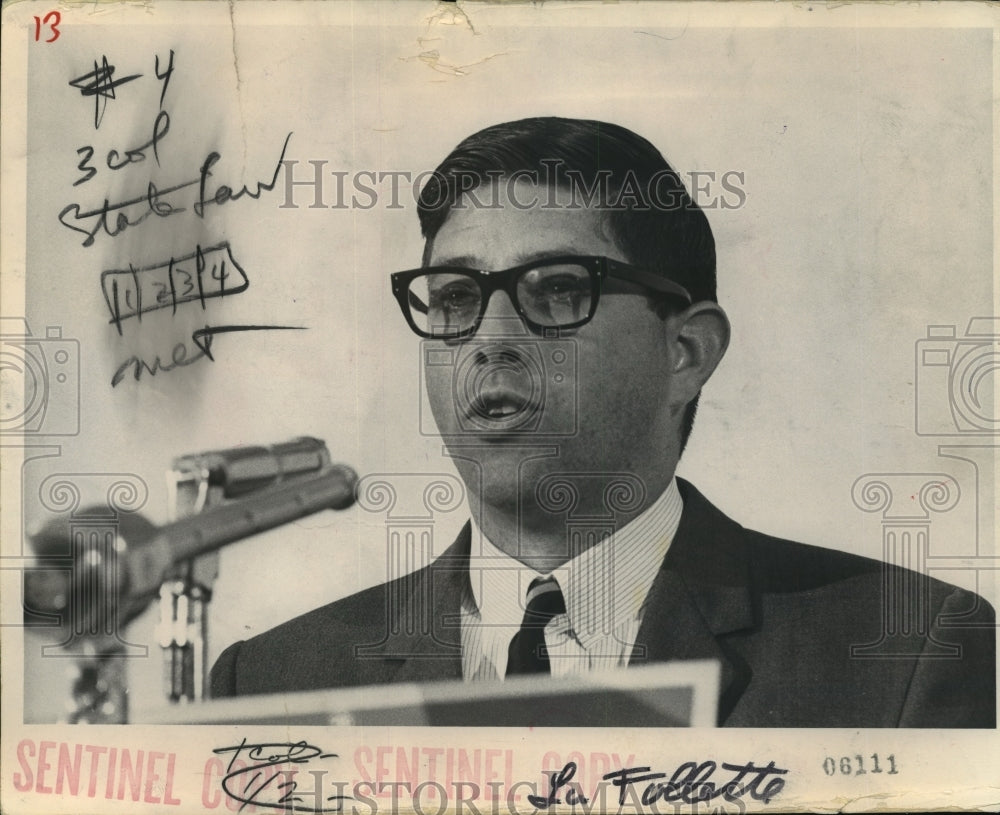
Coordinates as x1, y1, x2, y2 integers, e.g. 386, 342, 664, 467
169, 436, 334, 509
23, 440, 358, 632
128, 462, 358, 598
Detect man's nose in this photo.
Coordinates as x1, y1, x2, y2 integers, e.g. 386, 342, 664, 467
477, 289, 524, 337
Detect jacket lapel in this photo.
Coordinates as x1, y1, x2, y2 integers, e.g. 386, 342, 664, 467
371, 485, 757, 724
372, 524, 472, 684
632, 480, 756, 725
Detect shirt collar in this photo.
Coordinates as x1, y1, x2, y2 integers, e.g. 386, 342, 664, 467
467, 478, 683, 649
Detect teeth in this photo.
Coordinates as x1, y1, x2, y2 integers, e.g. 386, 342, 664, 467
487, 405, 516, 418
474, 393, 528, 420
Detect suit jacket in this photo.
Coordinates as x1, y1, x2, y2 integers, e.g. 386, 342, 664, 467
210, 480, 995, 727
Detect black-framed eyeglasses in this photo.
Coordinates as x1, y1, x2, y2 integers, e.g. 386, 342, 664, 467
390, 255, 692, 339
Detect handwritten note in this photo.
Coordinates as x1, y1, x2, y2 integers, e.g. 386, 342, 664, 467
57, 48, 301, 387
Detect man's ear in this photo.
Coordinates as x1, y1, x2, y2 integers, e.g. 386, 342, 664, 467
666, 302, 730, 405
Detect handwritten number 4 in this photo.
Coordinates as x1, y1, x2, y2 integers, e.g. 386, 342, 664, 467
33, 11, 61, 43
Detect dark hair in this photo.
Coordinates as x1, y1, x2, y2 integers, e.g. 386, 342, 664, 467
416, 116, 718, 451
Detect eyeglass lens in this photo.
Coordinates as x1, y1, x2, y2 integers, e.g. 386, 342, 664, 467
406, 263, 594, 335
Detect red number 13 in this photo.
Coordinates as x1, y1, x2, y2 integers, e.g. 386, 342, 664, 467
33, 11, 61, 43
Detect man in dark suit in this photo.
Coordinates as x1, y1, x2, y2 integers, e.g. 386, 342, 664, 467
211, 117, 995, 727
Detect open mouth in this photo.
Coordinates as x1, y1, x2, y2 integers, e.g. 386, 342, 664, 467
470, 389, 533, 422
455, 345, 544, 431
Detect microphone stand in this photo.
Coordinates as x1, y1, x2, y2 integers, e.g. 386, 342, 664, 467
26, 459, 357, 723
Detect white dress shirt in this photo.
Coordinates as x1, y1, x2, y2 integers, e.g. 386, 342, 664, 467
460, 478, 684, 680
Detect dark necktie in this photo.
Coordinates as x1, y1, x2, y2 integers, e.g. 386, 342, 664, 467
506, 577, 566, 676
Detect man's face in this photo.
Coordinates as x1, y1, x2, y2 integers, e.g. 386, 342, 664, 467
423, 179, 685, 516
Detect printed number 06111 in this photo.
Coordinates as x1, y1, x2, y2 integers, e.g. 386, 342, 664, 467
822, 754, 898, 777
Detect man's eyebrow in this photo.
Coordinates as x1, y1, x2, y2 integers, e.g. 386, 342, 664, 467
430, 254, 479, 268
429, 248, 585, 269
